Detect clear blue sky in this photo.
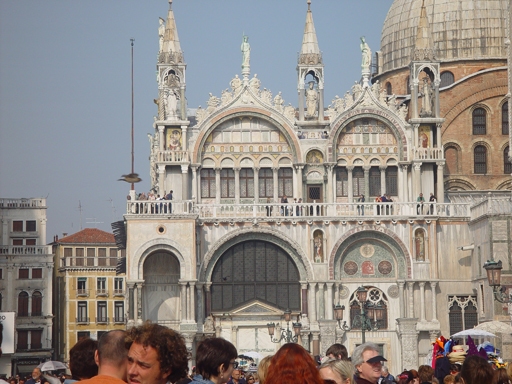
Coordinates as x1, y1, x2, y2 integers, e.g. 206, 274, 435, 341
0, 0, 394, 242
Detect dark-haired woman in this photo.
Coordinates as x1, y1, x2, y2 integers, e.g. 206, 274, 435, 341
266, 343, 324, 384
190, 338, 238, 384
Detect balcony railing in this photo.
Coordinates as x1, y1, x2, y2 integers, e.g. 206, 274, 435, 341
96, 316, 109, 324
0, 198, 46, 208
113, 316, 126, 324
470, 196, 512, 220
0, 245, 52, 255
96, 289, 108, 297
76, 317, 90, 324
157, 150, 189, 163
412, 146, 444, 161
194, 202, 470, 219
126, 200, 195, 215
31, 312, 42, 317
113, 289, 125, 297
76, 289, 89, 297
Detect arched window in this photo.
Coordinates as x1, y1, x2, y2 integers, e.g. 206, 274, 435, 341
505, 147, 511, 174
200, 169, 216, 198
220, 169, 235, 198
472, 108, 486, 135
259, 169, 274, 198
239, 168, 254, 198
440, 71, 454, 88
349, 287, 388, 330
32, 291, 42, 316
211, 240, 300, 311
386, 82, 392, 96
352, 168, 365, 197
503, 102, 509, 135
278, 168, 293, 197
336, 168, 348, 197
18, 291, 29, 317
449, 296, 478, 335
474, 146, 487, 174
369, 167, 381, 197
385, 166, 398, 196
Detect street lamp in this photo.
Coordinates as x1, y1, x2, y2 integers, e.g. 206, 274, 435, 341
483, 260, 512, 303
333, 286, 380, 344
267, 309, 302, 343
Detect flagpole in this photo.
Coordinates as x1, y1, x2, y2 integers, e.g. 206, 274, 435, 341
130, 38, 135, 191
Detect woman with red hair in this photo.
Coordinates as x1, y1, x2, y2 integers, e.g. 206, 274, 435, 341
266, 343, 325, 384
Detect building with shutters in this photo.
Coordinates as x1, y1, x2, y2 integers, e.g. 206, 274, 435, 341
120, 0, 512, 372
52, 228, 126, 363
0, 198, 53, 377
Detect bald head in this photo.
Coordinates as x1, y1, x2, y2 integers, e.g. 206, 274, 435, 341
98, 330, 127, 366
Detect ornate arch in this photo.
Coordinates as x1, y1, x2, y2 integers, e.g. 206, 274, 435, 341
328, 109, 408, 162
192, 108, 302, 164
414, 63, 440, 84
132, 238, 190, 280
199, 227, 314, 282
444, 177, 476, 191
328, 225, 412, 280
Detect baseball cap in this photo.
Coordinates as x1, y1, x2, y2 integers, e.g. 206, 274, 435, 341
366, 355, 387, 364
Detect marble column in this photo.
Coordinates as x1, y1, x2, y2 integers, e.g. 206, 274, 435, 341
189, 281, 196, 323
318, 84, 324, 122
434, 81, 440, 118
430, 281, 438, 321
309, 282, 317, 322
326, 282, 334, 320
347, 166, 354, 203
181, 164, 189, 200
397, 281, 405, 319
272, 167, 279, 202
413, 163, 422, 201
419, 282, 426, 322
254, 167, 260, 202
158, 126, 165, 151
295, 165, 304, 199
215, 168, 221, 204
413, 124, 420, 148
396, 318, 419, 370
411, 80, 419, 119
128, 283, 135, 320
191, 165, 198, 201
436, 123, 442, 149
318, 283, 325, 320
137, 283, 143, 322
231, 326, 239, 348
379, 165, 387, 195
197, 169, 202, 204
436, 162, 445, 204
180, 281, 188, 322
363, 166, 370, 200
299, 85, 305, 121
158, 165, 166, 197
196, 283, 204, 326
325, 164, 334, 203
407, 282, 414, 318
180, 87, 186, 120
205, 283, 212, 317
181, 126, 188, 151
234, 167, 241, 204
312, 333, 320, 356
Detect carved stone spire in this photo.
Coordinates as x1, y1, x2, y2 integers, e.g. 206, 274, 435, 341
412, 0, 435, 60
162, 0, 182, 55
299, 0, 321, 64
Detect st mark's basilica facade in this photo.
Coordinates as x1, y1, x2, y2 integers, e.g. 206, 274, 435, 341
120, 0, 512, 372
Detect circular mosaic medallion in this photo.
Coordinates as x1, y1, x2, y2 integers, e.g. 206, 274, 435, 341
387, 285, 399, 298
339, 285, 350, 299
378, 260, 392, 275
360, 244, 375, 258
344, 261, 358, 276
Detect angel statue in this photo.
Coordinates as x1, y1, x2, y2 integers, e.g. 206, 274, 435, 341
360, 36, 371, 71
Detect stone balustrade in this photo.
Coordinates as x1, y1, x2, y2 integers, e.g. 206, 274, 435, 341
0, 245, 52, 255
126, 200, 195, 215
157, 150, 189, 163
412, 146, 444, 160
470, 196, 512, 220
0, 198, 46, 208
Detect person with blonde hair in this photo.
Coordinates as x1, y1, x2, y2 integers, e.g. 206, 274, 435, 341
319, 358, 356, 384
257, 356, 272, 384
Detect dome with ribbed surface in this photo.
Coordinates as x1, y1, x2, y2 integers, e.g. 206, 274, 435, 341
380, 0, 508, 73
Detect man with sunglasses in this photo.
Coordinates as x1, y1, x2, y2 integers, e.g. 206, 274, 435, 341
351, 342, 387, 384
227, 368, 246, 384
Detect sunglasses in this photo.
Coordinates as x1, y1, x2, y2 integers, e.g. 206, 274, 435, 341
229, 362, 239, 369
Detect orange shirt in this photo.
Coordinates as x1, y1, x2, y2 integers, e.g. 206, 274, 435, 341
78, 375, 126, 384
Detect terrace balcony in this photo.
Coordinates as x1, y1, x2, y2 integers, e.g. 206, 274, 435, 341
0, 198, 46, 208
0, 245, 52, 255
411, 146, 444, 161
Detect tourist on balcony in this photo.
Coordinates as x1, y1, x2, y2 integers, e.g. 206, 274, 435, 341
297, 198, 303, 216
166, 190, 173, 213
281, 195, 289, 216
357, 195, 365, 215
375, 195, 382, 215
266, 198, 273, 217
429, 193, 436, 215
385, 195, 393, 215
380, 194, 388, 215
417, 193, 425, 215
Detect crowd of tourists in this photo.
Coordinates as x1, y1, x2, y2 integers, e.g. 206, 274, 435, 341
0, 323, 510, 384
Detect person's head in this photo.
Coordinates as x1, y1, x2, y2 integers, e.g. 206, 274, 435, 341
493, 368, 510, 384
231, 370, 241, 381
195, 337, 237, 383
459, 355, 493, 384
418, 365, 435, 383
10, 379, 16, 384
409, 370, 419, 384
69, 338, 98, 380
443, 375, 455, 384
126, 323, 189, 384
318, 358, 356, 384
257, 355, 272, 384
245, 373, 255, 384
351, 342, 385, 384
96, 330, 128, 380
450, 364, 461, 375
266, 343, 324, 384
506, 364, 512, 381
397, 371, 414, 384
325, 344, 348, 361
31, 369, 42, 381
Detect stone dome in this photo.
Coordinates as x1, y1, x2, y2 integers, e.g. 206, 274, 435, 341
380, 0, 508, 74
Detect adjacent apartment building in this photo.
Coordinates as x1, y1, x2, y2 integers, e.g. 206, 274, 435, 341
52, 228, 126, 362
0, 198, 53, 377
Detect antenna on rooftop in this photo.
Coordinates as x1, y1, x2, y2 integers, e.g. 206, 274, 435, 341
86, 218, 104, 228
106, 198, 117, 222
77, 201, 83, 230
